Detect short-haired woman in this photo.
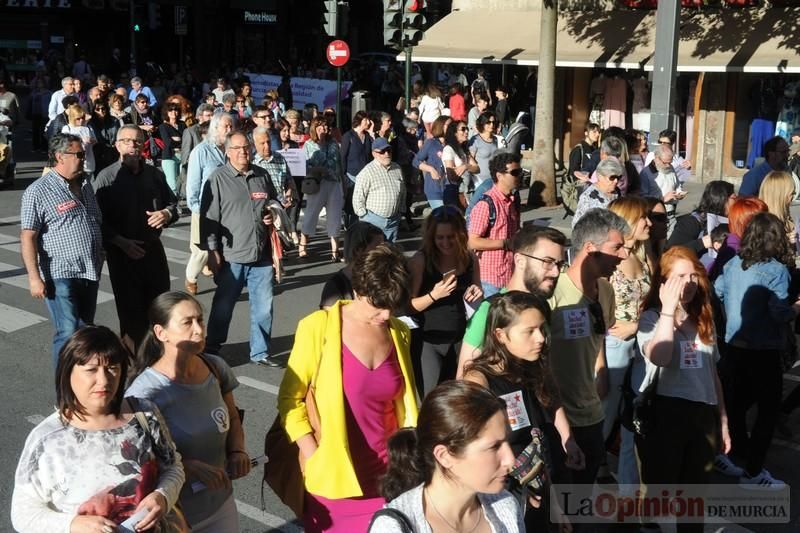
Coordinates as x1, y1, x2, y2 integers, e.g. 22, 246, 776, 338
12, 326, 185, 533
127, 292, 252, 531
319, 221, 385, 309
715, 213, 800, 488
571, 157, 623, 228
299, 115, 345, 262
279, 243, 420, 532
370, 380, 523, 532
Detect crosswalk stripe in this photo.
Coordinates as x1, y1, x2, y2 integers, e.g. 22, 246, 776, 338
0, 260, 114, 304
234, 499, 302, 532
237, 376, 279, 395
0, 303, 48, 332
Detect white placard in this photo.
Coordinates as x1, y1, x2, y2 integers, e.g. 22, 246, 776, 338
280, 148, 306, 177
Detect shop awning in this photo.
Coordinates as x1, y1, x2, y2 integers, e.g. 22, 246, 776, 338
403, 7, 800, 73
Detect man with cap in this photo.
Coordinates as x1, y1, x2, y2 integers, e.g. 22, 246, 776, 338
352, 137, 406, 241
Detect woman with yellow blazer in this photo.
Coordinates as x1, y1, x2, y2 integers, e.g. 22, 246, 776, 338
278, 243, 419, 533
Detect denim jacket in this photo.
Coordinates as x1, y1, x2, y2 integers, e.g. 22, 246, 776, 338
714, 256, 794, 350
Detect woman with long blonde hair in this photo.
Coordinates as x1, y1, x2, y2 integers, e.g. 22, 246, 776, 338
604, 196, 654, 494
759, 170, 797, 246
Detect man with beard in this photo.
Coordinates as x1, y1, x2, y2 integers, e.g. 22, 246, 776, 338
456, 225, 568, 378
547, 208, 628, 498
93, 125, 178, 353
739, 135, 790, 196
640, 144, 685, 234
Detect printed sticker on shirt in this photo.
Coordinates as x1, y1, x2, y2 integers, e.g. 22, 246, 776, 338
210, 406, 230, 433
250, 192, 268, 200
562, 308, 591, 339
56, 200, 78, 214
680, 341, 703, 369
499, 390, 531, 432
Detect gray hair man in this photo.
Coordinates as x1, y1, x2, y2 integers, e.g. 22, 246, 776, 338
252, 126, 295, 209
201, 131, 280, 367
93, 124, 178, 352
20, 133, 103, 367
183, 111, 233, 294
549, 207, 629, 490
47, 76, 75, 121
179, 103, 216, 194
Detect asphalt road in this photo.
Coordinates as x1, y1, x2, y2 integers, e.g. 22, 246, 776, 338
0, 129, 799, 532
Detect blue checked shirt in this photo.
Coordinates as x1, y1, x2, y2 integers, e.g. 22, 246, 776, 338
186, 141, 227, 214
20, 171, 103, 282
252, 151, 292, 195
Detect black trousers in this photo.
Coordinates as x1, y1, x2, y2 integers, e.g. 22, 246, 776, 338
635, 396, 718, 533
720, 345, 782, 475
106, 241, 171, 351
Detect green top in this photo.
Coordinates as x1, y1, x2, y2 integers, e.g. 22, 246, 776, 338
462, 288, 509, 347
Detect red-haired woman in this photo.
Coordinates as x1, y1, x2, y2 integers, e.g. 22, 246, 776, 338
708, 196, 768, 282
636, 246, 730, 532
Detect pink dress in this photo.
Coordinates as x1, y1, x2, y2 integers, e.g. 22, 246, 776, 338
304, 343, 404, 533
603, 76, 627, 129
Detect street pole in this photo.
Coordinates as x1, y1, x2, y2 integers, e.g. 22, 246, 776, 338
648, 0, 680, 152
405, 46, 412, 113
129, 0, 137, 75
336, 66, 342, 130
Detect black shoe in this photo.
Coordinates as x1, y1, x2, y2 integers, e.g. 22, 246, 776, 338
253, 357, 284, 368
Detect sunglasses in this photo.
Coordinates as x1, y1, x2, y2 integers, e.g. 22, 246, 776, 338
606, 174, 621, 181
504, 168, 523, 177
649, 212, 668, 222
64, 151, 86, 159
375, 148, 392, 154
587, 301, 606, 335
458, 127, 469, 132
431, 205, 463, 220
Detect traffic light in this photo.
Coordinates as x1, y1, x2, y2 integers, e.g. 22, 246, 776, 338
403, 0, 426, 47
147, 1, 161, 30
383, 0, 403, 49
323, 0, 338, 37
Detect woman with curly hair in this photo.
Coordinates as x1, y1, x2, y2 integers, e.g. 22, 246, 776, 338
464, 291, 584, 531
714, 213, 800, 489
637, 246, 730, 530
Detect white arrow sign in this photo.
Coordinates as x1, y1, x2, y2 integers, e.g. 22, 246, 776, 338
328, 47, 347, 59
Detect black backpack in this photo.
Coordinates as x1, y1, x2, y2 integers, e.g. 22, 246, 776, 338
476, 192, 521, 238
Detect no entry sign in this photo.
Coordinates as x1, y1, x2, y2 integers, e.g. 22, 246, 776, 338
326, 40, 350, 68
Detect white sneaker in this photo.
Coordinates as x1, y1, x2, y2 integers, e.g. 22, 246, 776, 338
739, 469, 786, 490
713, 454, 744, 477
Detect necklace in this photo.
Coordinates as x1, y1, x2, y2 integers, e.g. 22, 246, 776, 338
425, 488, 483, 533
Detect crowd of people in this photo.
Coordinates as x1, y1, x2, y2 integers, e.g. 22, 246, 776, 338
7, 60, 800, 533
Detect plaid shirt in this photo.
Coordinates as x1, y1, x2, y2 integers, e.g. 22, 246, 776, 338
252, 151, 292, 195
468, 184, 520, 287
20, 170, 103, 282
352, 159, 406, 218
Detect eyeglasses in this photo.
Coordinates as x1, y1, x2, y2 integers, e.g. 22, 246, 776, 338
63, 151, 86, 159
236, 100, 245, 103
254, 115, 270, 120
95, 107, 107, 111
229, 145, 251, 152
517, 251, 567, 272
375, 148, 392, 154
587, 301, 606, 335
117, 138, 142, 145
431, 205, 463, 220
504, 168, 523, 177
606, 174, 621, 181
458, 127, 468, 132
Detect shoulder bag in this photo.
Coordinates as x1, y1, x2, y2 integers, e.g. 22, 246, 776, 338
262, 311, 328, 518
197, 353, 245, 423
632, 365, 661, 437
129, 398, 191, 533
367, 508, 415, 533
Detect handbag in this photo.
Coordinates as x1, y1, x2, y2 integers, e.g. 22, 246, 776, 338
198, 353, 245, 423
367, 508, 415, 533
508, 427, 547, 501
129, 398, 191, 533
263, 311, 328, 518
301, 176, 320, 195
632, 366, 661, 437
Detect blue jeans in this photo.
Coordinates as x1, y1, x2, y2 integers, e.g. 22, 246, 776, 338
360, 211, 401, 242
481, 282, 501, 298
206, 261, 274, 362
44, 278, 99, 368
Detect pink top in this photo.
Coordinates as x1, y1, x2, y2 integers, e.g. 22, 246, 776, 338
342, 343, 404, 497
